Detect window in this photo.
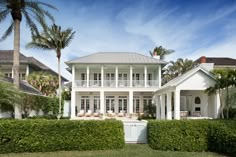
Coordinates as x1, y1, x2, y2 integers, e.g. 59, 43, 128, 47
133, 96, 140, 113
195, 107, 201, 111
81, 96, 89, 112
195, 97, 201, 104
118, 96, 127, 113
94, 96, 100, 112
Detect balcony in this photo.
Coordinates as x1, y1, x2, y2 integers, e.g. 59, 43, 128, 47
74, 80, 158, 88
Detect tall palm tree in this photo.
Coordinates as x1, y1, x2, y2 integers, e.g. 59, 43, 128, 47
149, 46, 174, 60
0, 0, 56, 119
27, 24, 75, 118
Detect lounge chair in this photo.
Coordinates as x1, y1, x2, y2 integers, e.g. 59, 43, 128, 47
93, 110, 100, 117
118, 110, 125, 117
77, 110, 85, 117
85, 110, 92, 117
107, 110, 115, 117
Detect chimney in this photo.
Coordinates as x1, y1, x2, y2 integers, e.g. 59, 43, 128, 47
200, 56, 206, 63
153, 51, 160, 60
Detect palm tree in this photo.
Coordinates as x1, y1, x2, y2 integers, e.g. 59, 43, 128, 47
149, 46, 174, 60
27, 24, 75, 118
0, 0, 56, 119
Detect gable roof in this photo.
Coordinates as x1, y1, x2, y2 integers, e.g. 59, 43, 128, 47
0, 50, 68, 81
156, 65, 215, 93
66, 52, 168, 65
195, 57, 236, 66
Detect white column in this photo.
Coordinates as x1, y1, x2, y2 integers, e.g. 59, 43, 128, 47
101, 66, 104, 87
129, 91, 133, 114
166, 92, 172, 120
215, 92, 221, 118
12, 67, 14, 78
174, 90, 180, 120
86, 66, 89, 87
100, 91, 104, 114
158, 65, 161, 88
144, 66, 147, 87
115, 66, 118, 87
72, 65, 75, 88
70, 91, 76, 119
26, 65, 29, 78
161, 94, 166, 119
156, 95, 161, 119
130, 66, 133, 87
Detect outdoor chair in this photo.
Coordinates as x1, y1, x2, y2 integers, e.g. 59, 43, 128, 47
77, 110, 85, 117
85, 110, 92, 117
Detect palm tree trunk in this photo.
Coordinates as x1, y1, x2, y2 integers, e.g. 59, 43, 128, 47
13, 19, 22, 119
57, 55, 62, 119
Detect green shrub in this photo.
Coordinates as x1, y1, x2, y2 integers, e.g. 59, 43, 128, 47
0, 120, 124, 153
148, 120, 236, 155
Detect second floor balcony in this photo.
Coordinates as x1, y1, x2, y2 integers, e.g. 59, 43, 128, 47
74, 79, 159, 88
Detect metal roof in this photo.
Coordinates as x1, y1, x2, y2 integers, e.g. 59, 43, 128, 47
66, 52, 168, 65
195, 57, 236, 66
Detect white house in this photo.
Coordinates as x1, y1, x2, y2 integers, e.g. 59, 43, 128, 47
66, 52, 221, 120
154, 63, 220, 120
65, 52, 167, 119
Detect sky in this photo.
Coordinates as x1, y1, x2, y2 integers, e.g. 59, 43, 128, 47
1, 0, 236, 81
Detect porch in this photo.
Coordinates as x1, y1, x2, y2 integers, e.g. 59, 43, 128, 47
70, 91, 153, 119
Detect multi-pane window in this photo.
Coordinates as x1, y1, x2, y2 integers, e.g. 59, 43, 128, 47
118, 96, 127, 113
81, 96, 89, 112
106, 96, 115, 112
133, 96, 140, 113
94, 96, 100, 112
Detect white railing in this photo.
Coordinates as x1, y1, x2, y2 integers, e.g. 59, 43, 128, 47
74, 80, 159, 87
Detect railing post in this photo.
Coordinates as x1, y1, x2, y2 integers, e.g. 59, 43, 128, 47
101, 66, 104, 87
86, 66, 89, 87
144, 66, 147, 87
130, 66, 133, 87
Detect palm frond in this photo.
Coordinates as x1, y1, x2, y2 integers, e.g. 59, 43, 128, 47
26, 42, 51, 51
0, 21, 13, 41
0, 9, 9, 22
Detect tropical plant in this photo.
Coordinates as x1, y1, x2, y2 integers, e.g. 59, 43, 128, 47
149, 46, 174, 60
0, 0, 56, 119
162, 58, 195, 85
27, 24, 75, 118
0, 80, 22, 118
27, 71, 59, 96
205, 69, 236, 119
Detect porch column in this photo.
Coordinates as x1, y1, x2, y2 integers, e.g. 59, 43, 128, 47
70, 91, 76, 119
100, 91, 104, 114
215, 92, 221, 118
101, 66, 104, 87
161, 94, 166, 119
130, 66, 133, 87
86, 66, 89, 87
115, 66, 118, 87
26, 65, 29, 79
144, 66, 147, 87
11, 67, 14, 78
166, 92, 172, 120
129, 91, 133, 114
72, 65, 75, 87
174, 90, 180, 120
156, 95, 161, 119
158, 65, 161, 88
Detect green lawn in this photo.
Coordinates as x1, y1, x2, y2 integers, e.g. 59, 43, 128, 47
1, 144, 226, 157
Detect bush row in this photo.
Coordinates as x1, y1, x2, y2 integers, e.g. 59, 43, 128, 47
148, 120, 236, 155
0, 120, 125, 153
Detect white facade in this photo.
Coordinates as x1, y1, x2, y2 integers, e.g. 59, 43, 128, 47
66, 52, 166, 118
154, 65, 220, 120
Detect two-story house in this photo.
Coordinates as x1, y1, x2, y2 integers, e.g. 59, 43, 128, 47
66, 52, 167, 118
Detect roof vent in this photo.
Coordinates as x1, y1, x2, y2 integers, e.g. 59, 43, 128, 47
200, 56, 206, 63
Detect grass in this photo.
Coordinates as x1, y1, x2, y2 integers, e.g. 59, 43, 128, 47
1, 144, 226, 157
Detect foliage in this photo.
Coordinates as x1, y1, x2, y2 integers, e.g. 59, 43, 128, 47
162, 58, 195, 85
143, 103, 156, 119
149, 46, 174, 60
205, 69, 236, 119
27, 71, 59, 96
27, 24, 75, 118
0, 120, 125, 153
0, 80, 22, 115
148, 120, 236, 155
22, 94, 59, 117
62, 88, 71, 100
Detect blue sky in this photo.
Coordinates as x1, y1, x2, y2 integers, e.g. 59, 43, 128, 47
1, 0, 236, 80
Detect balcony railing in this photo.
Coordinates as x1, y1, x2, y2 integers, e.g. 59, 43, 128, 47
74, 80, 158, 88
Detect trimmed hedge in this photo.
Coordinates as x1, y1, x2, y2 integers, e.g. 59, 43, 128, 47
148, 120, 236, 155
0, 120, 125, 153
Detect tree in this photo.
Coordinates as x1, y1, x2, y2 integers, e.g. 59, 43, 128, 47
0, 0, 56, 119
162, 58, 195, 85
27, 71, 59, 96
205, 69, 236, 119
27, 24, 75, 119
149, 46, 174, 60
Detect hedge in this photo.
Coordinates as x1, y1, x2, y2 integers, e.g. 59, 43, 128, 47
148, 120, 236, 155
0, 120, 125, 153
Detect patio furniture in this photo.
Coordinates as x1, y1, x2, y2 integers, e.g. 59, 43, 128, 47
77, 110, 85, 117
118, 110, 125, 117
85, 110, 92, 117
192, 111, 201, 117
180, 111, 189, 117
107, 110, 115, 117
93, 110, 100, 117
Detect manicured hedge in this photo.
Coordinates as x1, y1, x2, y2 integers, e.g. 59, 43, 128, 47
148, 120, 236, 155
0, 120, 125, 153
